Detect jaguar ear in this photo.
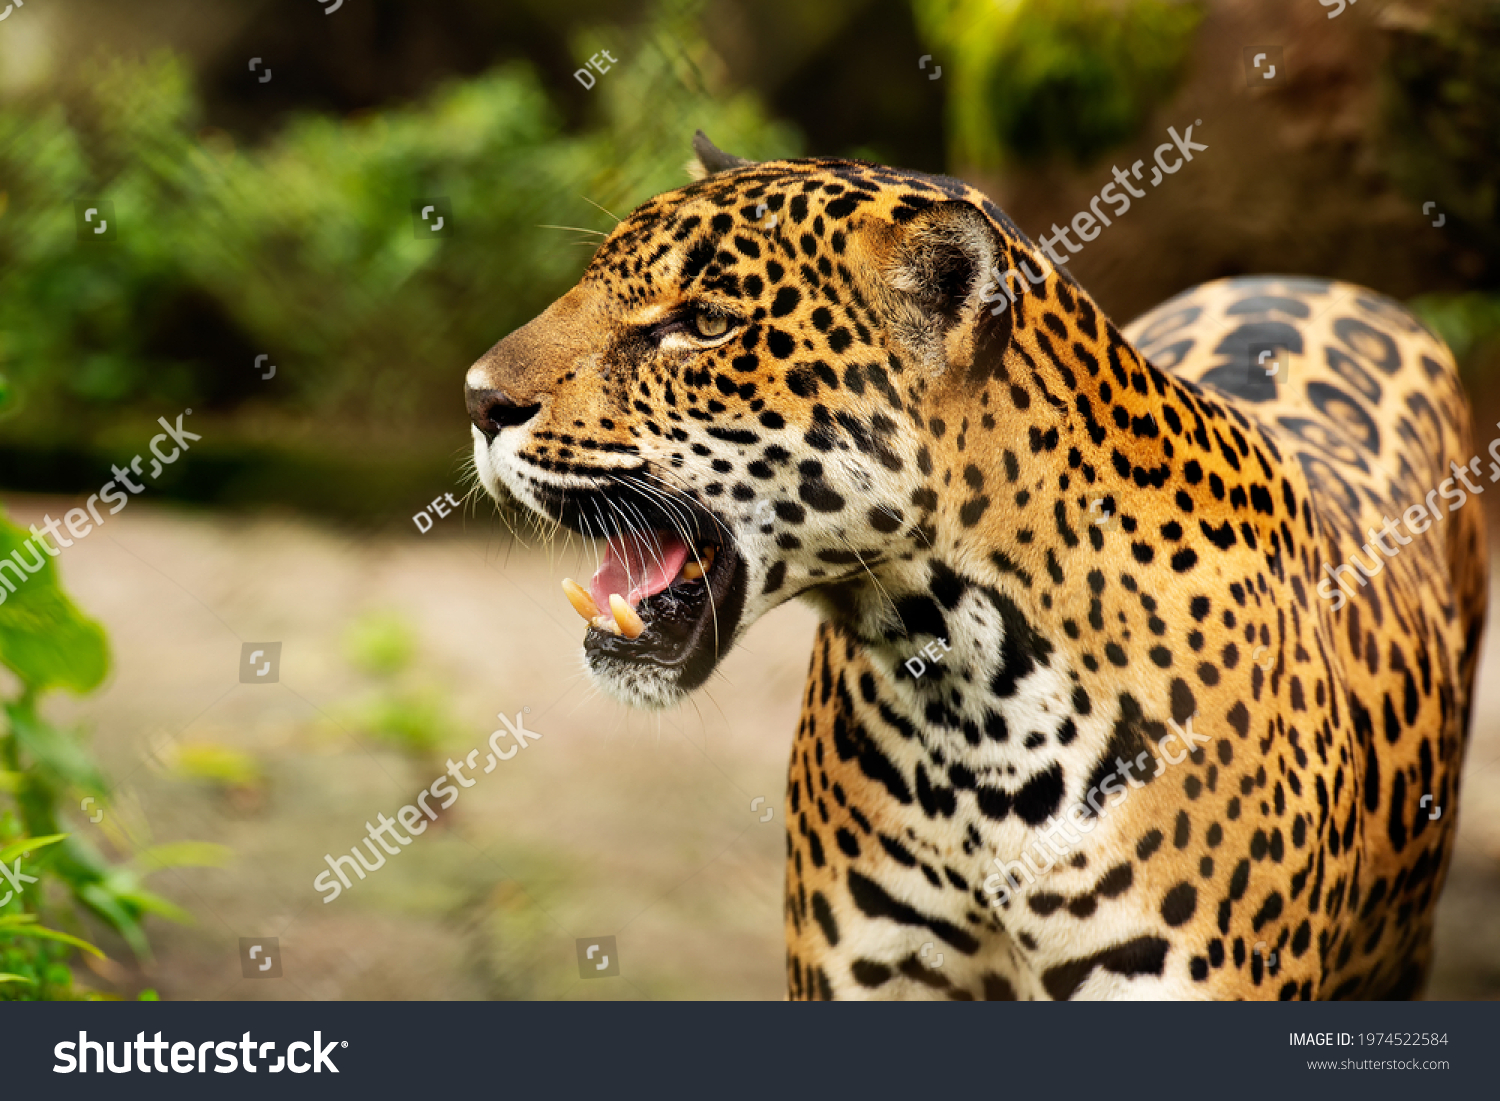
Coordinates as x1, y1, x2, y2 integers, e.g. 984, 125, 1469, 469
884, 200, 1013, 378
688, 130, 757, 179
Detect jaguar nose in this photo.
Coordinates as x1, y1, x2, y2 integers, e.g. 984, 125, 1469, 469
465, 384, 541, 440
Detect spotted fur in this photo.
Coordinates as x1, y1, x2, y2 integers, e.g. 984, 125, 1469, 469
465, 135, 1485, 1000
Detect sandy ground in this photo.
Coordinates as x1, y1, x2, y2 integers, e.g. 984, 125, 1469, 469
5, 493, 1498, 1000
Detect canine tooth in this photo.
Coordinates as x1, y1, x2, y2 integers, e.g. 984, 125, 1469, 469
610, 593, 644, 639
680, 560, 705, 581
563, 578, 601, 622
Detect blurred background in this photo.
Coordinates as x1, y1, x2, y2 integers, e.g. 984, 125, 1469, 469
0, 0, 1497, 1000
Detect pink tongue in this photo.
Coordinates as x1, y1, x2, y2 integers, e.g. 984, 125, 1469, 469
589, 533, 691, 613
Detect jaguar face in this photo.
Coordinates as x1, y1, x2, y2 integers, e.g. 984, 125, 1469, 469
464, 145, 1001, 708
464, 273, 758, 710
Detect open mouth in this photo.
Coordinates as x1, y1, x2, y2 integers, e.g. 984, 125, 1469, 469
552, 485, 747, 692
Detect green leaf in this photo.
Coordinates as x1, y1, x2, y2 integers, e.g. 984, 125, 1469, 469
133, 841, 232, 874
0, 972, 37, 985
915, 0, 1204, 168
0, 833, 70, 866
0, 510, 110, 693
344, 609, 416, 677
170, 744, 261, 787
110, 885, 193, 926
7, 703, 106, 792
0, 922, 105, 958
77, 882, 150, 959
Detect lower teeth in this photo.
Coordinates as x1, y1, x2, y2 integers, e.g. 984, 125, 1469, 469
562, 580, 644, 638
562, 544, 718, 640
680, 547, 715, 581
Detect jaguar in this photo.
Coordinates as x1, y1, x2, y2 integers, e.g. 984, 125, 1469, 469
464, 132, 1485, 1000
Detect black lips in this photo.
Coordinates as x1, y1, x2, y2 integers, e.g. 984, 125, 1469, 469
585, 537, 747, 689
538, 472, 749, 687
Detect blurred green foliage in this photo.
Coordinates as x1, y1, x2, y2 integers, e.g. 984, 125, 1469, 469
1411, 291, 1500, 382
1384, 0, 1500, 266
345, 610, 418, 678
170, 744, 264, 790
912, 0, 1202, 169
0, 508, 222, 999
1411, 292, 1500, 365
356, 690, 456, 757
1385, 1, 1500, 376
0, 1, 797, 474
343, 609, 454, 757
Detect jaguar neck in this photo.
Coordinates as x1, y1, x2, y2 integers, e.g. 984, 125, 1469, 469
816, 253, 1263, 746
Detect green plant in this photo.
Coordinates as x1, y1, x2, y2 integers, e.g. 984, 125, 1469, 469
1384, 2, 1500, 382
345, 610, 418, 678
0, 507, 223, 999
356, 690, 456, 757
342, 610, 454, 757
911, 0, 1203, 170
0, 836, 103, 999
1410, 291, 1500, 378
169, 744, 267, 815
1383, 0, 1500, 269
0, 0, 798, 477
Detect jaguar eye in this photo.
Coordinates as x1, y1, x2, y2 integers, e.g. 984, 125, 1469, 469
692, 310, 730, 340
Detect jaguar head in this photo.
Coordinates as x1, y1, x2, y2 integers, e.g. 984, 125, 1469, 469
466, 133, 1014, 707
